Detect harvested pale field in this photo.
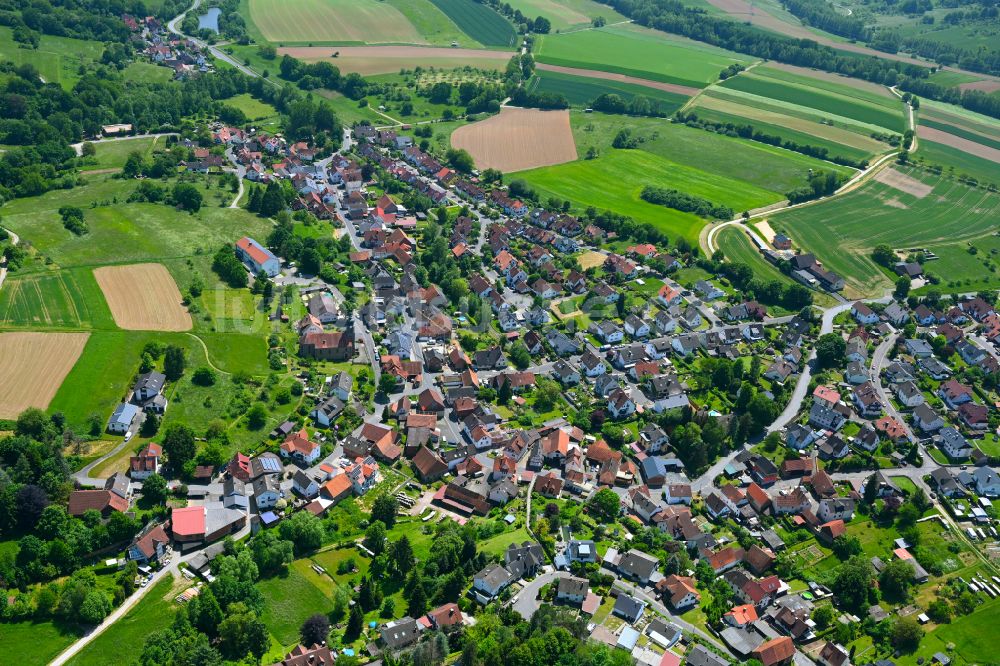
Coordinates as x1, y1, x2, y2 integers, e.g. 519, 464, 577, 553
451, 107, 577, 172
874, 168, 934, 198
693, 95, 887, 153
958, 80, 1000, 94
754, 219, 776, 243
94, 263, 192, 331
279, 46, 511, 76
535, 63, 699, 97
0, 332, 88, 418
577, 251, 607, 270
917, 126, 1000, 164
249, 0, 424, 44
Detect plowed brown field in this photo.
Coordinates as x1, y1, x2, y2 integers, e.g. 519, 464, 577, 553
451, 107, 577, 172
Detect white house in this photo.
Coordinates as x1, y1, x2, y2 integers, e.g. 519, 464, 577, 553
608, 389, 636, 420
625, 315, 651, 339
236, 237, 281, 277
108, 403, 141, 435
851, 302, 879, 325
292, 470, 319, 499
252, 475, 282, 509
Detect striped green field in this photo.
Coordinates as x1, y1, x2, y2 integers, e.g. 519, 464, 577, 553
690, 92, 891, 161
427, 0, 518, 47
530, 70, 688, 112
915, 140, 1000, 187
769, 166, 1000, 296
0, 269, 113, 330
534, 23, 753, 89
719, 67, 906, 132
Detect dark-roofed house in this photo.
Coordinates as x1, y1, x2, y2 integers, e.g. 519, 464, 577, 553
612, 593, 647, 623
556, 576, 590, 604
380, 616, 421, 652
617, 548, 660, 584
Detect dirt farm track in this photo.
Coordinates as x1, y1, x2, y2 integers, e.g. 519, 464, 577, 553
451, 107, 578, 172
93, 263, 192, 332
0, 332, 89, 418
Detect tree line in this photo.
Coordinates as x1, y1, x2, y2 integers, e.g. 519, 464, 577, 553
641, 184, 734, 219
592, 0, 1000, 120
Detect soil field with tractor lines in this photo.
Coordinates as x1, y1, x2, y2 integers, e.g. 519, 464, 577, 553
278, 46, 512, 76
0, 332, 89, 418
93, 263, 192, 331
451, 107, 578, 172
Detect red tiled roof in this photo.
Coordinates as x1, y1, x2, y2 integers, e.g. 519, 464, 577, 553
171, 506, 206, 537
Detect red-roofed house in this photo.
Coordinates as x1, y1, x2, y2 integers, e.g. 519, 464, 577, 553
279, 429, 321, 465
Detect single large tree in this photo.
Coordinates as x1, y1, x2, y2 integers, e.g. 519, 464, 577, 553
300, 613, 330, 646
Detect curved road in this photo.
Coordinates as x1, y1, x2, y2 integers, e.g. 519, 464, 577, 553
70, 133, 177, 157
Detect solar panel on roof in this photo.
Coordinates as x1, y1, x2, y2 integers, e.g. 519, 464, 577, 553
260, 457, 281, 472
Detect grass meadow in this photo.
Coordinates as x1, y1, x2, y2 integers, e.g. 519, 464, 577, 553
83, 136, 161, 171
65, 577, 180, 666
716, 227, 799, 291
0, 26, 105, 89
533, 23, 753, 88
915, 139, 1000, 186
769, 166, 1000, 296
511, 111, 853, 244
0, 618, 81, 665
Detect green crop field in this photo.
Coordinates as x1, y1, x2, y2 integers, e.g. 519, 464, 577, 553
0, 269, 112, 330
920, 119, 1000, 152
534, 23, 753, 88
719, 68, 906, 132
428, 0, 518, 47
502, 0, 625, 31
570, 114, 854, 191
915, 139, 1000, 186
66, 577, 178, 666
770, 166, 1000, 296
517, 147, 779, 244
690, 94, 888, 161
529, 70, 688, 113
0, 26, 105, 89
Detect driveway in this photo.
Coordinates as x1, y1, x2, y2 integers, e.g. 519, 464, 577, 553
512, 571, 571, 619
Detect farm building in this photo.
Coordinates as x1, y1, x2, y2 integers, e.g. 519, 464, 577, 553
236, 236, 280, 277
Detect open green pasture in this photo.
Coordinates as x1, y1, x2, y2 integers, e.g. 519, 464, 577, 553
529, 70, 688, 112
770, 166, 1000, 296
570, 113, 854, 194
427, 0, 518, 47
223, 93, 280, 122
516, 147, 778, 244
84, 136, 161, 171
0, 618, 80, 665
716, 227, 800, 291
719, 68, 906, 131
66, 577, 179, 666
258, 561, 335, 647
533, 23, 753, 88
502, 0, 625, 30
920, 119, 1000, 153
0, 177, 272, 271
0, 26, 105, 89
